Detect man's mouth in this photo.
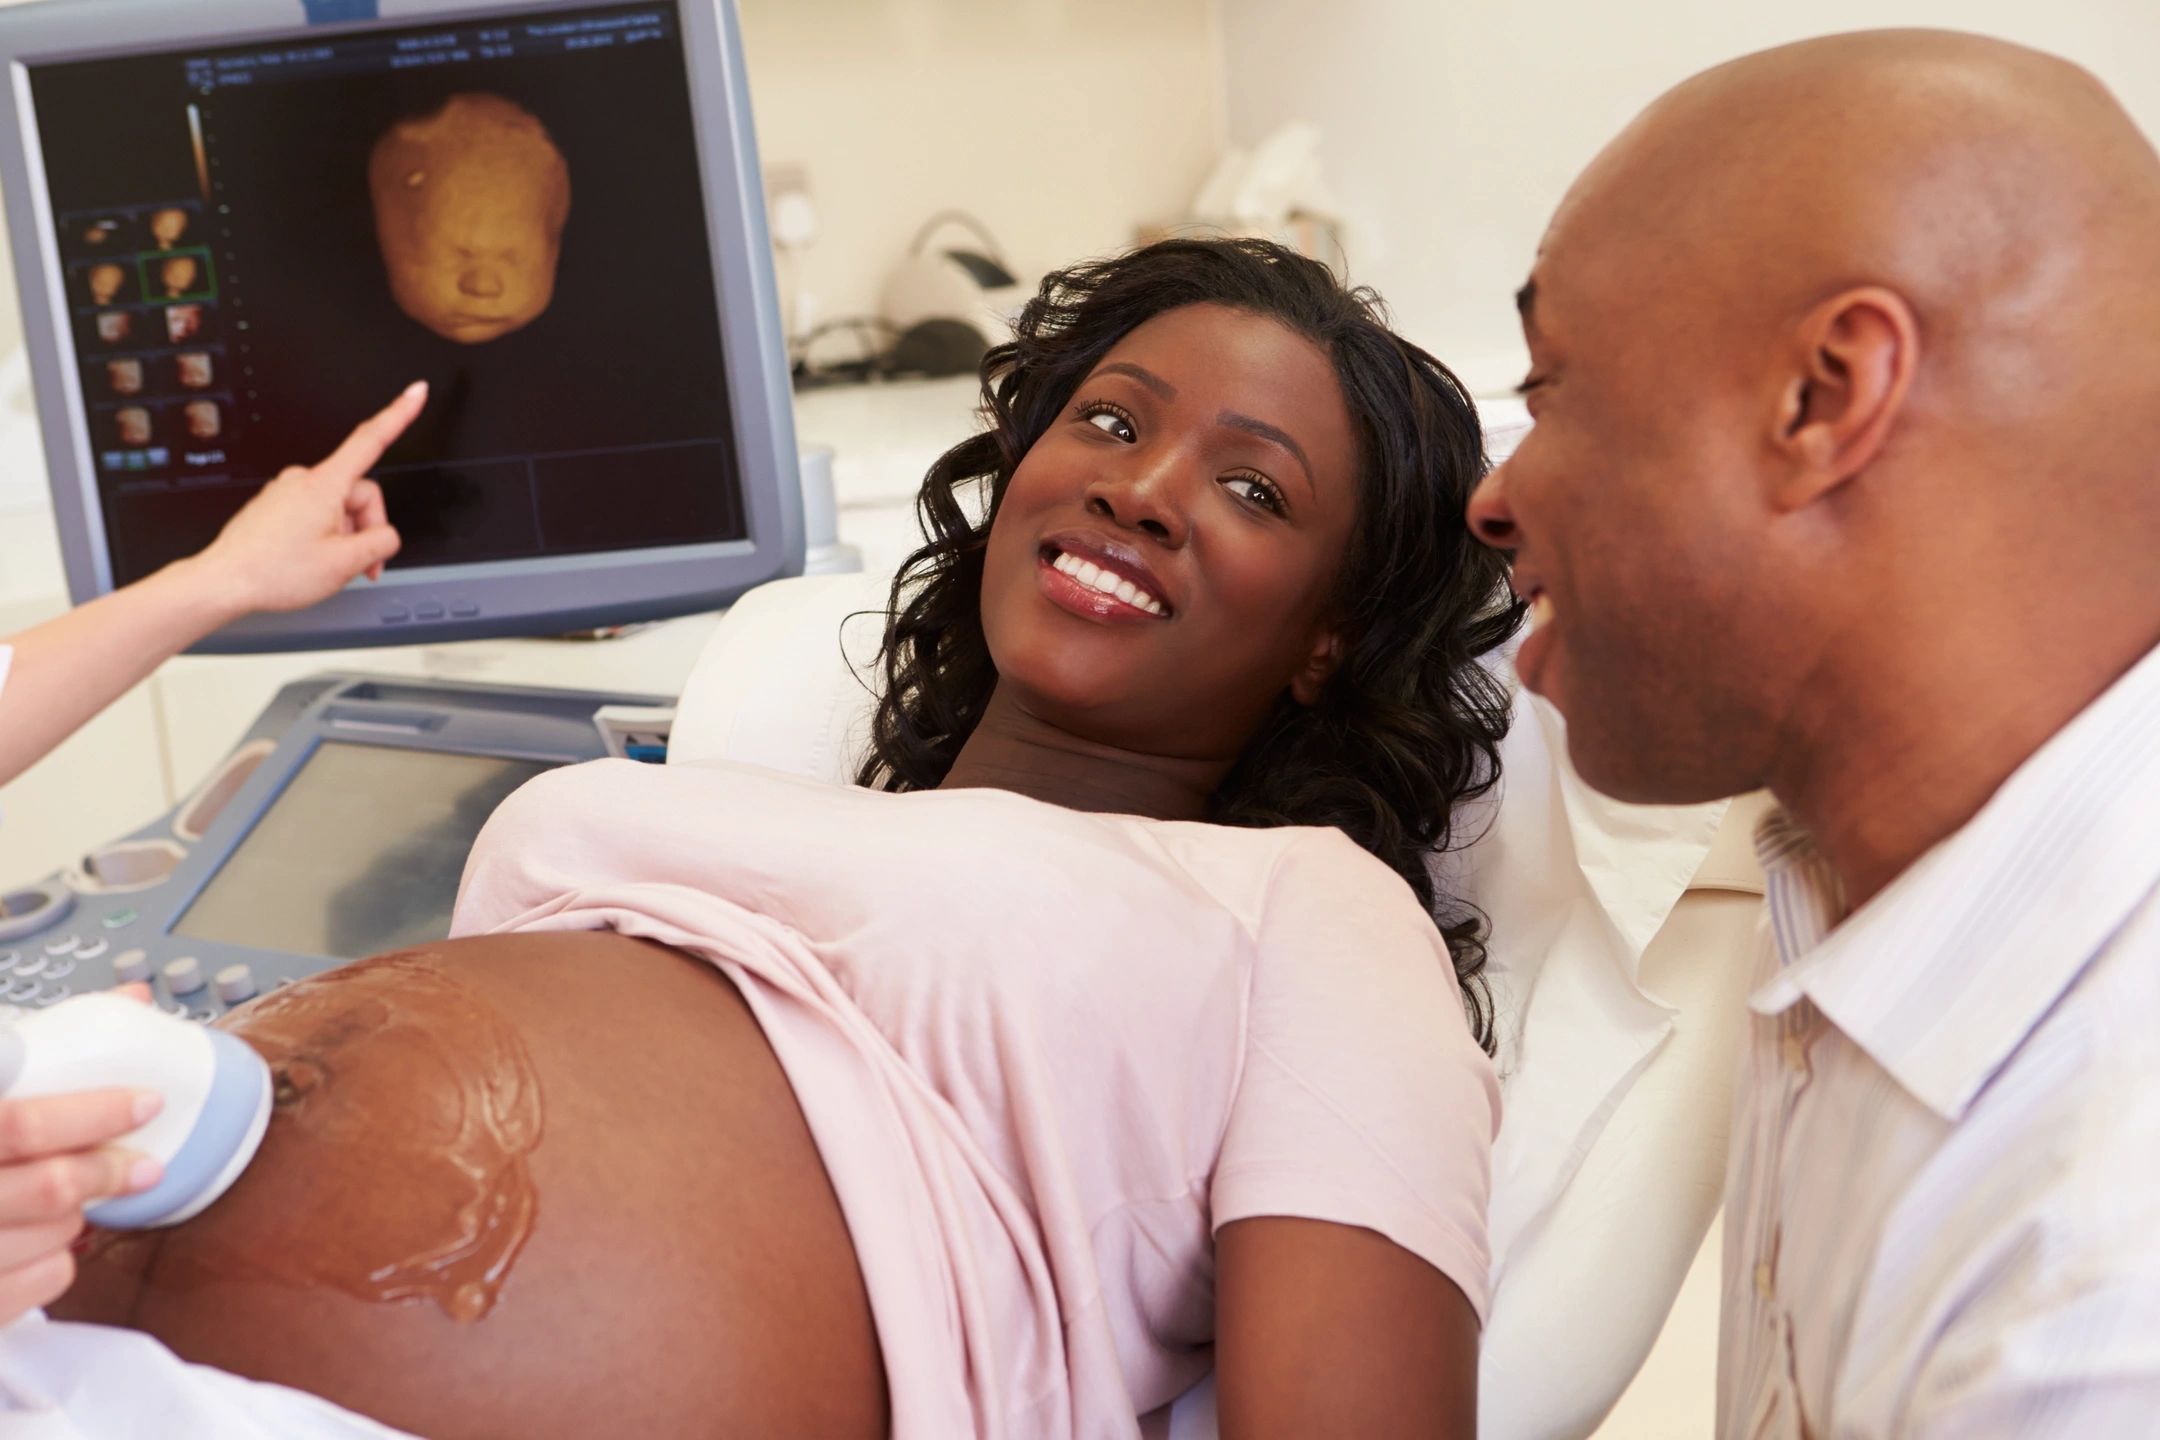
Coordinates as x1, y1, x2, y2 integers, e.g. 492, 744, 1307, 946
1037, 539, 1173, 619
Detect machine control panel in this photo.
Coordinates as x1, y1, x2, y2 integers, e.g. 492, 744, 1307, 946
0, 672, 668, 1025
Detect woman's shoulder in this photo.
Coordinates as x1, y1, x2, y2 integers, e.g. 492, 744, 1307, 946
1138, 818, 1439, 949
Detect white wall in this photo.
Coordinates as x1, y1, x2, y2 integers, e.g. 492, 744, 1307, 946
738, 0, 1225, 346
1218, 0, 2160, 394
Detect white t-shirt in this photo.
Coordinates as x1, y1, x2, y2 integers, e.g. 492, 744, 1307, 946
452, 758, 1498, 1440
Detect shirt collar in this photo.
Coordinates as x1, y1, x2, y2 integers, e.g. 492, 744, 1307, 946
1747, 640, 2160, 1122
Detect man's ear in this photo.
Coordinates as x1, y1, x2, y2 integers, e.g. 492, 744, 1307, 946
1769, 285, 1919, 512
1289, 627, 1344, 707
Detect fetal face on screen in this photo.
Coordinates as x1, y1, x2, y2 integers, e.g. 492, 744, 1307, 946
149, 207, 190, 249
175, 351, 214, 389
86, 263, 125, 305
105, 358, 143, 397
95, 310, 131, 344
183, 400, 221, 441
166, 305, 204, 344
369, 93, 572, 345
115, 406, 152, 446
160, 256, 200, 298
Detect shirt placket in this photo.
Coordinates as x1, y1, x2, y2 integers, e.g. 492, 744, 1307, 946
1746, 998, 1818, 1439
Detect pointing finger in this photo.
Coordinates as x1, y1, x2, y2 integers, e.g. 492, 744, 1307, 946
317, 380, 427, 482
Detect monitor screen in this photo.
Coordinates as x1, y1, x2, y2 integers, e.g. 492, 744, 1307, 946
172, 739, 553, 960
0, 0, 801, 651
32, 3, 742, 585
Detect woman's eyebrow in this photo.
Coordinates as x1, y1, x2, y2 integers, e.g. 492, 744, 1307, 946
1217, 411, 1313, 491
1092, 361, 1176, 399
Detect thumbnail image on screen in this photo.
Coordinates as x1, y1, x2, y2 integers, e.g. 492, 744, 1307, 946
31, 5, 746, 589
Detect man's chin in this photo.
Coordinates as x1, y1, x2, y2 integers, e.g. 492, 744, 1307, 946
1567, 730, 1749, 807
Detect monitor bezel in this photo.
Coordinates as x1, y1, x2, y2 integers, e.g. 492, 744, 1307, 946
0, 0, 802, 653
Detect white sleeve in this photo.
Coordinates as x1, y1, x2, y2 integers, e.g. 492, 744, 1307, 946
1208, 831, 1501, 1320
0, 1312, 417, 1438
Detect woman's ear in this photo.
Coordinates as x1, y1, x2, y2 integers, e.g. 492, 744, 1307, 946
1290, 628, 1344, 707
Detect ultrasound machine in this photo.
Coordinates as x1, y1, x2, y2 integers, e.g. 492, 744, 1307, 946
0, 0, 808, 1019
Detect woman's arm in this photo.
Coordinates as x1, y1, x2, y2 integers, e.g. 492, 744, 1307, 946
1216, 1216, 1479, 1439
0, 382, 425, 787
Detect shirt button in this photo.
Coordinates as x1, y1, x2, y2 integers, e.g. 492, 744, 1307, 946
1755, 1260, 1775, 1299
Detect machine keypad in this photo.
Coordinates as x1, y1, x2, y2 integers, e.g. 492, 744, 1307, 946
41, 935, 78, 957
73, 939, 108, 962
12, 956, 45, 980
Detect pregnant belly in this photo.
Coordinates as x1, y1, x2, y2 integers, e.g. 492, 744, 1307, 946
56, 932, 888, 1440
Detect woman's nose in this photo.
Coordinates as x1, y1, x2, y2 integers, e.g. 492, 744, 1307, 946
1085, 458, 1189, 546
1466, 461, 1521, 549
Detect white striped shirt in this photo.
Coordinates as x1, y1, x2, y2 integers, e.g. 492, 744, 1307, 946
1718, 640, 2160, 1438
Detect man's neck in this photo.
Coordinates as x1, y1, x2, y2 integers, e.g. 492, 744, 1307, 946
1771, 611, 2160, 910
938, 685, 1233, 822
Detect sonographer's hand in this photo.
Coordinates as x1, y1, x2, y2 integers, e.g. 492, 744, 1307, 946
0, 985, 162, 1327
190, 379, 430, 615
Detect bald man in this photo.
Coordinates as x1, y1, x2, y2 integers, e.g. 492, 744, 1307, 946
1467, 29, 2160, 1438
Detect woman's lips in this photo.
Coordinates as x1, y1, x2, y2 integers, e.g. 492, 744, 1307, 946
1036, 550, 1171, 624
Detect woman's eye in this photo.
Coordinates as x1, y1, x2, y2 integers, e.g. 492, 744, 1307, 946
1084, 408, 1135, 442
1223, 474, 1286, 515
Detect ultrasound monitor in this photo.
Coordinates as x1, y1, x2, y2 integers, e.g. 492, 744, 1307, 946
0, 0, 802, 652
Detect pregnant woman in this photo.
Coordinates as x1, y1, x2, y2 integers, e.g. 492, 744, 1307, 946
41, 237, 1522, 1439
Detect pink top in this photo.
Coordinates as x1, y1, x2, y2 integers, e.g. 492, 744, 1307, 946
452, 759, 1497, 1439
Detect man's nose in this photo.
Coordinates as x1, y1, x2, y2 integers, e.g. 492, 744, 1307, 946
1466, 461, 1520, 549
1084, 452, 1190, 547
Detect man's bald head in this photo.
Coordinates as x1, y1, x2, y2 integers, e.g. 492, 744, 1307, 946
1469, 32, 2160, 827
1554, 30, 2160, 428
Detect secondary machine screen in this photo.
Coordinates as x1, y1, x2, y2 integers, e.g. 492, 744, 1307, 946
173, 740, 552, 960
29, 3, 746, 588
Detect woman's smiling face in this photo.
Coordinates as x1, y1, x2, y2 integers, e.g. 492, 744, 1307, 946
979, 302, 1362, 758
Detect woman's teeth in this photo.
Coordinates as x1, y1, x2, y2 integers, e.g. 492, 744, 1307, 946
1051, 551, 1166, 616
1529, 593, 1555, 628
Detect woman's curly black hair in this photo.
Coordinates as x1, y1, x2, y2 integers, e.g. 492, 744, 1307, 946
856, 237, 1524, 1049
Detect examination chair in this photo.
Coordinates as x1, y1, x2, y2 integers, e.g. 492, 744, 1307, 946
672, 572, 1771, 1440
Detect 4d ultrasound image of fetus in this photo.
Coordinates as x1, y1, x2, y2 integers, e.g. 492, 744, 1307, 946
86, 263, 126, 306
369, 94, 571, 344
149, 207, 191, 250
159, 255, 201, 299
